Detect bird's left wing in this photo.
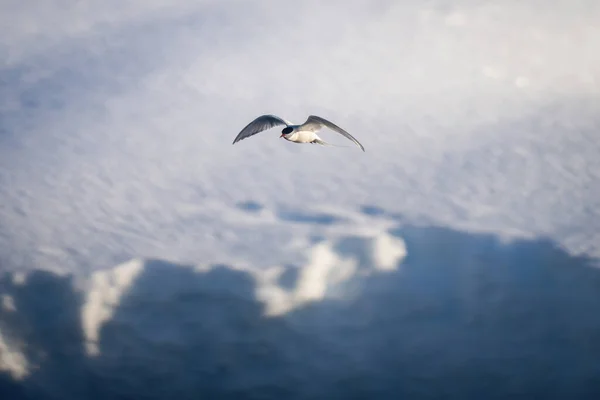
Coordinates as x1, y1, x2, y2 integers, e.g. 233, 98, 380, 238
232, 114, 291, 144
302, 115, 365, 151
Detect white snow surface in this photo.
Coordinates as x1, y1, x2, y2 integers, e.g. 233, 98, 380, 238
1, 0, 600, 398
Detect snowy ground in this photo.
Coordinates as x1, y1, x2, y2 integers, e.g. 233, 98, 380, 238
1, 1, 600, 398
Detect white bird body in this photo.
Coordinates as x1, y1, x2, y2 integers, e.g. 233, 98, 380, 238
282, 129, 321, 144
232, 114, 365, 152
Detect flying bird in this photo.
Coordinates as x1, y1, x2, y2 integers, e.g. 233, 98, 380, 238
232, 115, 365, 152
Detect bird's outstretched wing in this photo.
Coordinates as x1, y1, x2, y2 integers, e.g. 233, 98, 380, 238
232, 115, 291, 144
301, 115, 365, 152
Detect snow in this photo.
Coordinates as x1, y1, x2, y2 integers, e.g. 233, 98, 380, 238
2, 222, 600, 398
1, 0, 600, 398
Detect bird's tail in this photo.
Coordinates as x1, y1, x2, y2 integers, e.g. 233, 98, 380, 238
311, 138, 353, 149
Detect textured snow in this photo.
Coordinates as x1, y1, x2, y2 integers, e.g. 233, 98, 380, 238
1, 0, 600, 398
2, 223, 600, 399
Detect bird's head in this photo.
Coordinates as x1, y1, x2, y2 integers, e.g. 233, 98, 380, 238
280, 126, 294, 138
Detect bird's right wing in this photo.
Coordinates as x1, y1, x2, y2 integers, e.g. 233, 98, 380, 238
232, 115, 291, 144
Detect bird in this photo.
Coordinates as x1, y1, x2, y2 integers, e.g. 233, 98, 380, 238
232, 114, 365, 152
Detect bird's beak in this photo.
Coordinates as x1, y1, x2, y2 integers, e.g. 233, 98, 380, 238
279, 134, 284, 138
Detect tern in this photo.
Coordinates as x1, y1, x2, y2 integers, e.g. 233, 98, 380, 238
232, 114, 365, 152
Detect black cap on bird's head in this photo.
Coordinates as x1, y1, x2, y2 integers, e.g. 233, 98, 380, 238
280, 126, 293, 138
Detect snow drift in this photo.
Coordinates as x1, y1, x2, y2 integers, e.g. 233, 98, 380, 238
1, 218, 599, 399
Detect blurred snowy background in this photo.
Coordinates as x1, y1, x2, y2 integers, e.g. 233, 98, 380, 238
1, 0, 599, 398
